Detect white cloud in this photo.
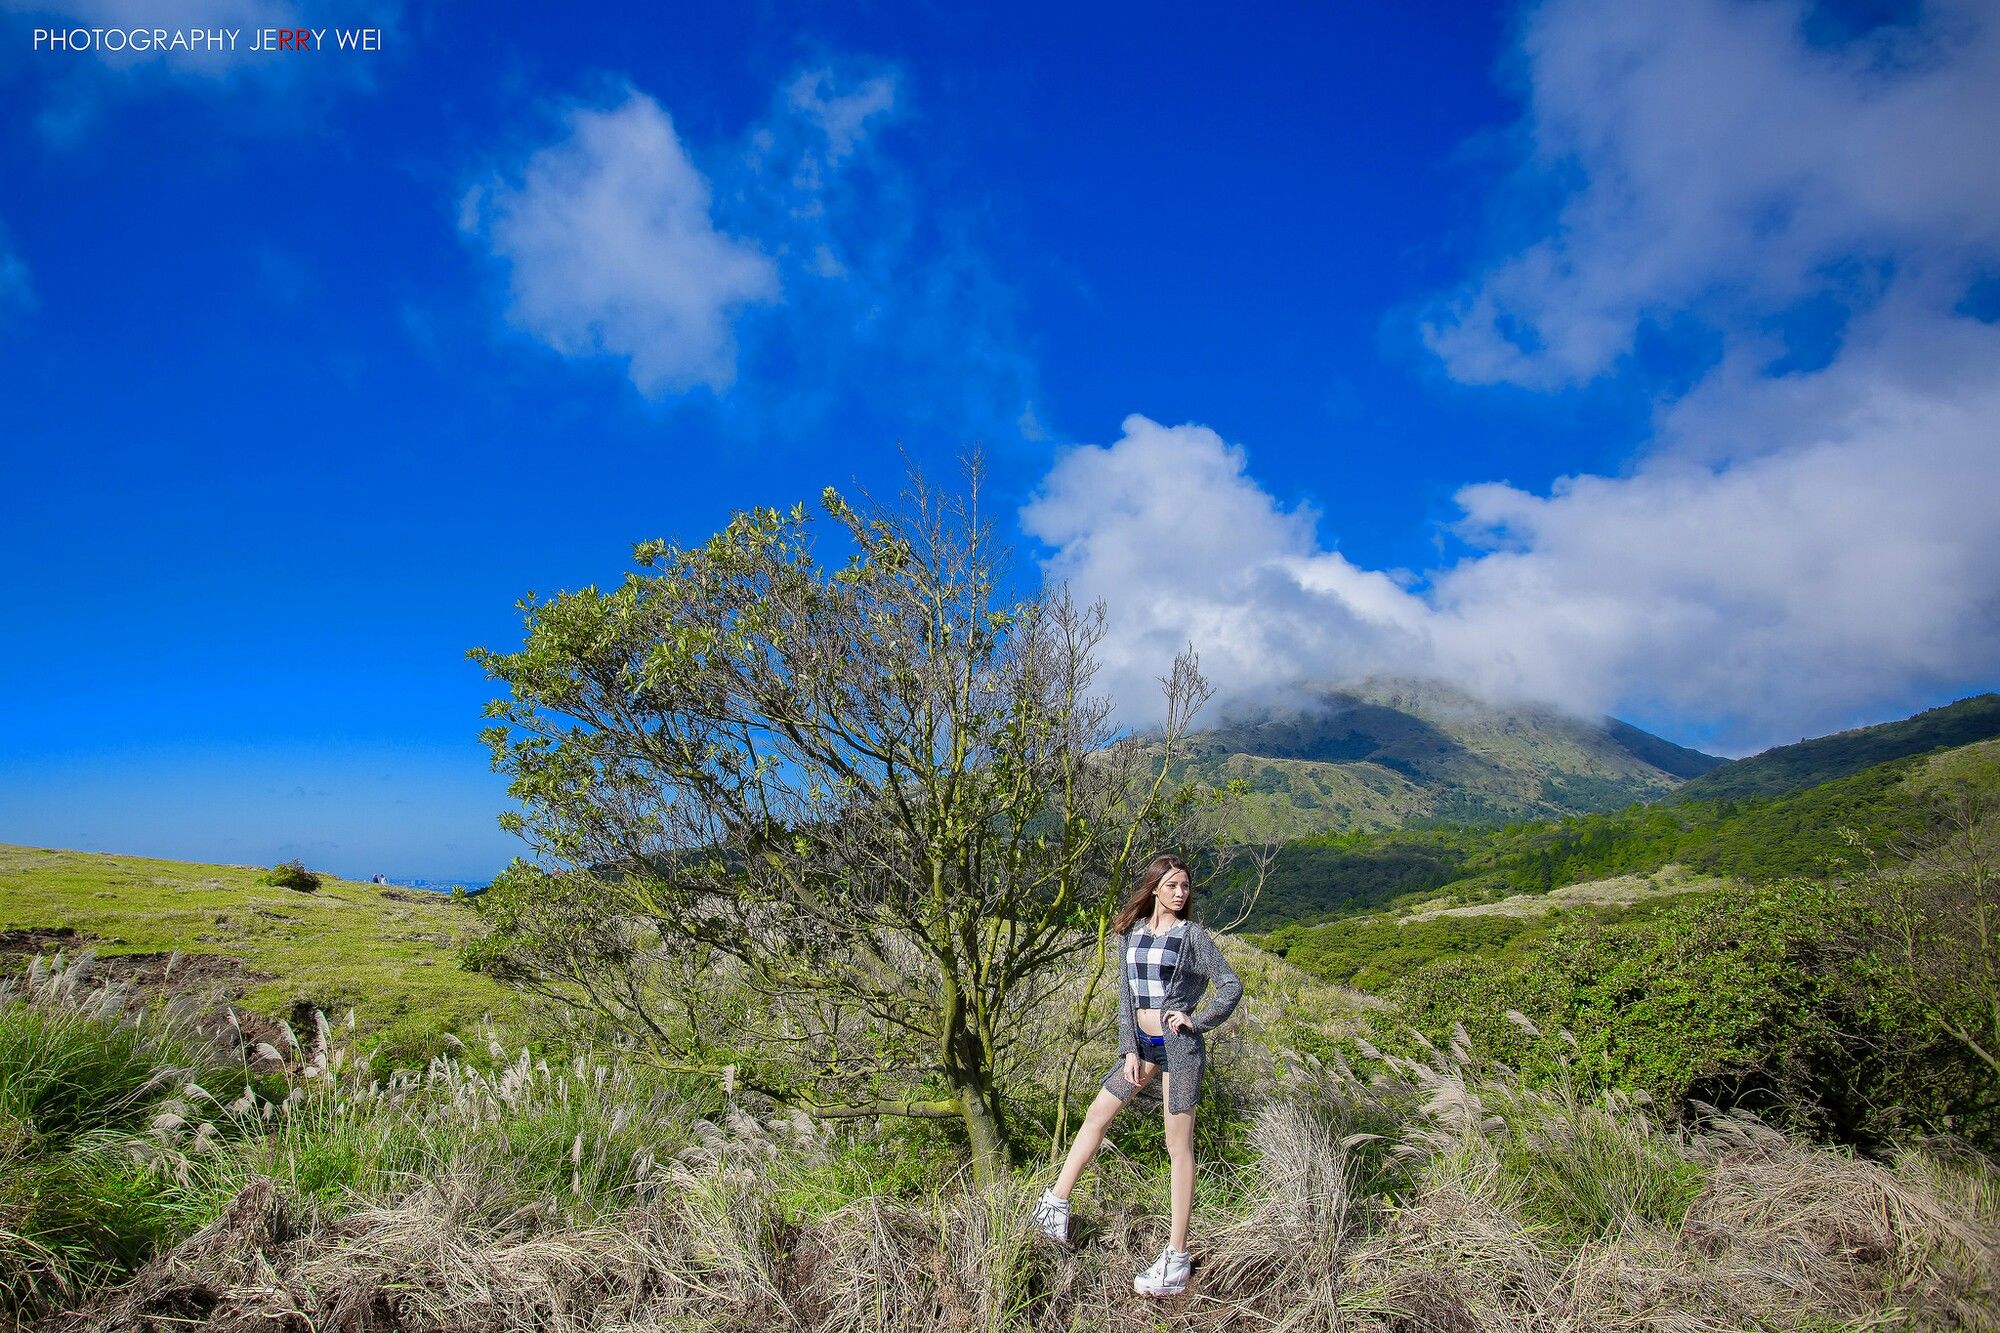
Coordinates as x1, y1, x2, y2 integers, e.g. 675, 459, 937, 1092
463, 90, 780, 396
1021, 0, 2000, 754
1022, 415, 1441, 725
1428, 300, 2000, 736
1422, 0, 2000, 387
1026, 371, 2000, 754
459, 64, 1035, 432
785, 67, 897, 167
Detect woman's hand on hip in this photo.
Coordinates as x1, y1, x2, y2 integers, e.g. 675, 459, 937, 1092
1164, 1009, 1194, 1035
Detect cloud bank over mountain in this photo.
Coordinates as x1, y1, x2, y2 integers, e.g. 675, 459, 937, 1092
1026, 0, 2000, 755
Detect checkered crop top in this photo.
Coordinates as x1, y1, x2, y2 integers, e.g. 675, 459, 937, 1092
1124, 920, 1188, 1008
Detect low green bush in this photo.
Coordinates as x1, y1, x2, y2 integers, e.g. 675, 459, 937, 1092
261, 858, 322, 892
1383, 879, 1999, 1148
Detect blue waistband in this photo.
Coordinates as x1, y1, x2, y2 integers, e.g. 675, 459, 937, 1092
1140, 1030, 1167, 1046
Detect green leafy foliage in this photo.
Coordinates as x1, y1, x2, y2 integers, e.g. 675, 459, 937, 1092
260, 858, 322, 893
1262, 910, 1552, 991
466, 469, 1217, 1179
1378, 879, 1999, 1148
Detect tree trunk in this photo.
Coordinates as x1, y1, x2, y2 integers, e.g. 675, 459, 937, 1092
943, 1000, 1012, 1185
955, 1078, 1010, 1186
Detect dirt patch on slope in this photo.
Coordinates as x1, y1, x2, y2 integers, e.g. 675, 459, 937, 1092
377, 886, 440, 904
0, 924, 91, 956
1, 927, 293, 1072
1, 927, 272, 996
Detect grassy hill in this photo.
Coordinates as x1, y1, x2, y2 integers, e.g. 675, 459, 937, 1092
1165, 674, 1723, 841
0, 844, 511, 1060
1669, 690, 2000, 803
1253, 731, 2000, 992
1225, 727, 2000, 931
1245, 732, 2000, 1159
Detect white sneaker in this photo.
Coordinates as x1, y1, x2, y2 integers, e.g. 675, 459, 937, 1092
1030, 1189, 1070, 1243
1134, 1245, 1191, 1296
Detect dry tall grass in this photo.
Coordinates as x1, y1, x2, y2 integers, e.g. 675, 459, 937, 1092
16, 953, 2000, 1332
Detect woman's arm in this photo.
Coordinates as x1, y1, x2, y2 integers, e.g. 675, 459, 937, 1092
1187, 924, 1242, 1033
1114, 931, 1137, 1055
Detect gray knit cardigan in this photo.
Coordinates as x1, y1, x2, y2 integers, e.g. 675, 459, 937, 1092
1108, 919, 1243, 1113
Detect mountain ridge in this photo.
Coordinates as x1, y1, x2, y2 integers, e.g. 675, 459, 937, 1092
1670, 690, 2000, 804
1163, 674, 1724, 841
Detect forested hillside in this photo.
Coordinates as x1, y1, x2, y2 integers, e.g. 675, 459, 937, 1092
1669, 691, 2000, 804
1223, 699, 2000, 931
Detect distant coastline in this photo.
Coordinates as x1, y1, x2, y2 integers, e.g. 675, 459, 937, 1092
385, 877, 489, 896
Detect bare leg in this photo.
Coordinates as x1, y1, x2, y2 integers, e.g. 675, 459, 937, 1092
1162, 1073, 1195, 1252
1053, 1069, 1153, 1199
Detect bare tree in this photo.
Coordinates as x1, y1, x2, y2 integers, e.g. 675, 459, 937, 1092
467, 459, 1214, 1180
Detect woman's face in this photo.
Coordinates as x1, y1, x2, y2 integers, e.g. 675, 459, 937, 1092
1155, 868, 1191, 916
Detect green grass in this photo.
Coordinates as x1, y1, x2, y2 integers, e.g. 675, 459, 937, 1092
0, 970, 245, 1314
0, 945, 729, 1319
0, 1001, 190, 1143
0, 843, 515, 1041
0, 1134, 204, 1310
3, 923, 1994, 1329
1494, 1100, 1708, 1246
766, 1120, 959, 1222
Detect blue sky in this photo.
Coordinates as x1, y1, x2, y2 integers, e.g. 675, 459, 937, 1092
2, 0, 1996, 880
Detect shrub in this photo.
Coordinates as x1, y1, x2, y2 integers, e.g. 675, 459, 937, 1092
1385, 879, 2000, 1147
261, 858, 322, 893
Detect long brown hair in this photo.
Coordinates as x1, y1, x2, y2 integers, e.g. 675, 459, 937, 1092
1112, 853, 1193, 933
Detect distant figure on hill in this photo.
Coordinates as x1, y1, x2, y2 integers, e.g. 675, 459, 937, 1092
371, 873, 385, 884
1031, 853, 1243, 1298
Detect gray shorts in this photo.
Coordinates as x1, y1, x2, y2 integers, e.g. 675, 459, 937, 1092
1101, 1028, 1207, 1114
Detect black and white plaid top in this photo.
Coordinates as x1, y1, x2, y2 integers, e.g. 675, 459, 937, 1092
1124, 920, 1188, 1008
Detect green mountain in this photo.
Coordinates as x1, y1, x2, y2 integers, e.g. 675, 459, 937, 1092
1231, 722, 2000, 934
1171, 674, 1724, 841
1670, 691, 2000, 804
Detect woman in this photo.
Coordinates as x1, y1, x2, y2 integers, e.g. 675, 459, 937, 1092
1031, 853, 1243, 1297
